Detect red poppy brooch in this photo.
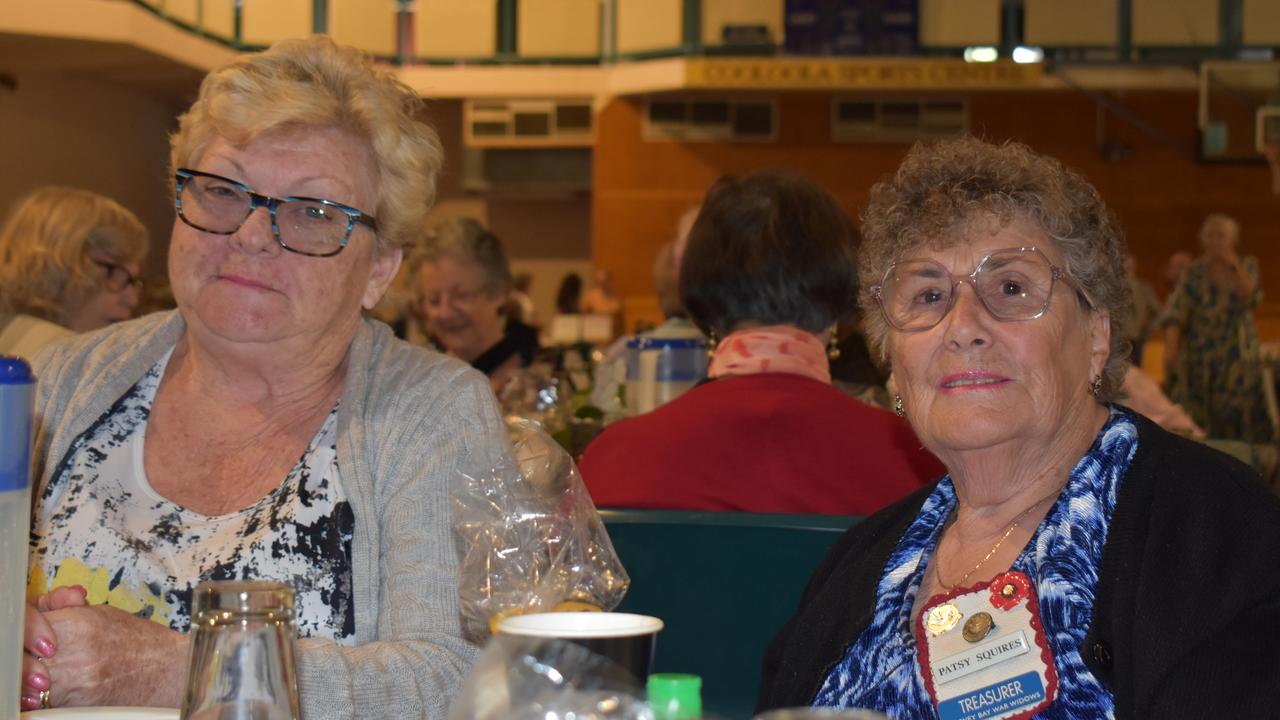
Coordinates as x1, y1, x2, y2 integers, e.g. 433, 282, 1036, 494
989, 570, 1032, 611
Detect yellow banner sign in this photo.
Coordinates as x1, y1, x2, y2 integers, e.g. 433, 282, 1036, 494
685, 58, 1043, 90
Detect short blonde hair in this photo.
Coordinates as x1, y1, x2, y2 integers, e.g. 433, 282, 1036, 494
170, 35, 442, 253
0, 186, 148, 325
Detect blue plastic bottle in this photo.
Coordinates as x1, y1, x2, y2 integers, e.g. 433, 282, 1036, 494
1, 357, 36, 717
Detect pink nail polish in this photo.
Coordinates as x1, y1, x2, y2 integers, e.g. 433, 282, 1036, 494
21, 695, 39, 710
27, 672, 50, 690
36, 637, 55, 656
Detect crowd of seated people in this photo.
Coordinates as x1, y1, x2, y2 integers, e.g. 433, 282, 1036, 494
12, 33, 1279, 720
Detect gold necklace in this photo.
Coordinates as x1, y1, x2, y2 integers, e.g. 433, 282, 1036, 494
933, 483, 1065, 591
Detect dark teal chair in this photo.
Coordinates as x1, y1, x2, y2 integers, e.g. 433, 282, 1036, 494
599, 509, 860, 719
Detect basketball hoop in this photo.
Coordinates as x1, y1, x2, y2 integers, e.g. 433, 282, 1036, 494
1267, 141, 1280, 195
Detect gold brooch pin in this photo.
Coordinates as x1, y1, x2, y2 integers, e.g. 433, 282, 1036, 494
962, 611, 995, 643
926, 603, 963, 636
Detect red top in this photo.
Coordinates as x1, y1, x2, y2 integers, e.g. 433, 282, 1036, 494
579, 373, 945, 516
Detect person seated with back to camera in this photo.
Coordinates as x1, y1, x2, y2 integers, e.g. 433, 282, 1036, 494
19, 36, 509, 719
0, 186, 148, 358
578, 171, 944, 516
758, 137, 1280, 718
411, 216, 539, 393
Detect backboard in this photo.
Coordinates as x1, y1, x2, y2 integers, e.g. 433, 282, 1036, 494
1199, 61, 1280, 160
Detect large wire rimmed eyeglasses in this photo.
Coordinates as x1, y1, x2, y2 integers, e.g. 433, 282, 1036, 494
91, 257, 143, 292
870, 246, 1095, 332
174, 169, 379, 258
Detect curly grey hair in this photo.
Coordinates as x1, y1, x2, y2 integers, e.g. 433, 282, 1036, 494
858, 136, 1131, 401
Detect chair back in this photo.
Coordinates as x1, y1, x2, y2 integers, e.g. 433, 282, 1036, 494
600, 508, 859, 718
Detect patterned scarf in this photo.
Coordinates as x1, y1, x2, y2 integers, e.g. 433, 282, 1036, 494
707, 325, 831, 384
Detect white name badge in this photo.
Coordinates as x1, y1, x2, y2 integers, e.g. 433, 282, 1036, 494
917, 571, 1058, 720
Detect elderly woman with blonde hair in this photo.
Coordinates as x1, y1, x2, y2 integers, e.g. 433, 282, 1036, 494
0, 187, 148, 357
19, 37, 507, 718
760, 138, 1280, 717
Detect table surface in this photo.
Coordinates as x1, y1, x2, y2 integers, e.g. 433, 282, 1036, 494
20, 708, 178, 719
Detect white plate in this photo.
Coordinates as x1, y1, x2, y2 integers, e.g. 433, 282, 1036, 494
21, 708, 178, 720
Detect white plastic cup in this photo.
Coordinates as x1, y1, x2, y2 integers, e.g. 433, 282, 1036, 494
497, 612, 664, 682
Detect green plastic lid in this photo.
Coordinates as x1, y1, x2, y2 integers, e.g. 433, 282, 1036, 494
648, 673, 702, 719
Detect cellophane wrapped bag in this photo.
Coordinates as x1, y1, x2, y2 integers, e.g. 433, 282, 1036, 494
453, 419, 630, 640
447, 635, 652, 720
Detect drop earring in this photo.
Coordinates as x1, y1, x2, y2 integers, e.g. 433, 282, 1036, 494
827, 326, 841, 361
894, 394, 904, 417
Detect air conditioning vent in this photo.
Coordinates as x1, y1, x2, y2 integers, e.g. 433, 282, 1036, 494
644, 97, 778, 142
461, 147, 593, 195
465, 99, 595, 147
832, 98, 967, 142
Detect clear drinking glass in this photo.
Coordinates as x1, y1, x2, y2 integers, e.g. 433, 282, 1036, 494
181, 580, 300, 720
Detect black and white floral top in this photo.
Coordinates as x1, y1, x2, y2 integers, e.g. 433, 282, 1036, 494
28, 351, 356, 643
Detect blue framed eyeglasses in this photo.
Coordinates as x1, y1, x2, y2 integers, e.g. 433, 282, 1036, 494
175, 168, 379, 258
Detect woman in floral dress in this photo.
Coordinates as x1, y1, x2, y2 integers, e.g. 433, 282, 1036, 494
1162, 213, 1273, 443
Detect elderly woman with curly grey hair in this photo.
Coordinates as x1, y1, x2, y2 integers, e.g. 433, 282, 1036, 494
20, 37, 507, 718
759, 137, 1280, 717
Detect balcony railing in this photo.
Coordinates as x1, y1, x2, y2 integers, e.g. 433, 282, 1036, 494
128, 0, 1277, 67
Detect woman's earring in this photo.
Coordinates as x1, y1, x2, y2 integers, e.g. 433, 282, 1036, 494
894, 394, 904, 417
706, 331, 718, 359
827, 327, 841, 361
1090, 375, 1103, 398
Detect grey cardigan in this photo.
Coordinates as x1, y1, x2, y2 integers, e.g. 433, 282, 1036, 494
32, 311, 508, 719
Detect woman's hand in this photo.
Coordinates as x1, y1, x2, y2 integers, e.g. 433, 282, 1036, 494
21, 585, 88, 710
41, 604, 189, 708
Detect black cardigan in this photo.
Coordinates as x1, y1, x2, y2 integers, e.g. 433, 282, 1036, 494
758, 413, 1280, 718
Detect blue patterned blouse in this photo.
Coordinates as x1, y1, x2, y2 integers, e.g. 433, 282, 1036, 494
814, 407, 1138, 719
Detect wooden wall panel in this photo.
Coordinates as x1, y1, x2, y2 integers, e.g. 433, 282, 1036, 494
1132, 0, 1219, 47
1244, 0, 1280, 45
1024, 0, 1117, 46
415, 0, 497, 59
242, 0, 312, 47
519, 0, 600, 58
617, 0, 683, 55
329, 0, 398, 57
164, 0, 199, 27
201, 0, 236, 41
919, 0, 1001, 48
0, 71, 186, 282
593, 91, 1280, 338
